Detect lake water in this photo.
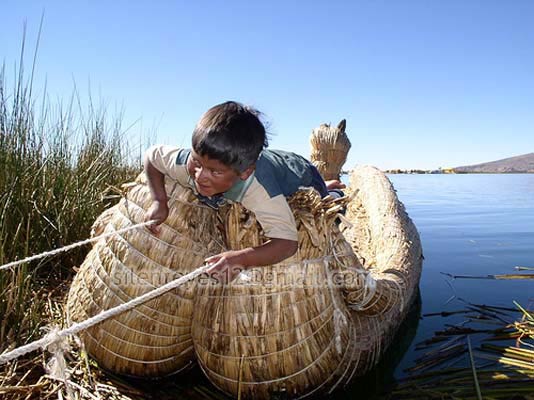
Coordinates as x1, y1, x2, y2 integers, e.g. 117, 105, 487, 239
392, 174, 534, 350
339, 173, 534, 398
388, 175, 534, 373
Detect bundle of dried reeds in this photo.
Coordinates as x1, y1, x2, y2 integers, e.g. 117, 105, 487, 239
339, 165, 423, 376
192, 168, 423, 398
66, 174, 224, 377
309, 119, 351, 181
192, 189, 359, 398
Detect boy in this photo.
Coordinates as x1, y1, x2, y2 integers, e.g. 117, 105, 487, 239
144, 101, 345, 283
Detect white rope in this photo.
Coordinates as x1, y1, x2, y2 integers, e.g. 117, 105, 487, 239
351, 272, 377, 311
0, 220, 155, 271
0, 263, 212, 365
326, 232, 378, 311
323, 259, 348, 356
43, 327, 75, 400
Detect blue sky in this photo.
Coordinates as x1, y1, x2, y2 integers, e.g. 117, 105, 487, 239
2, 1, 533, 170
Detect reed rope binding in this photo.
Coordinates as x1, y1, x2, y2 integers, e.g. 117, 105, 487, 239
0, 220, 156, 272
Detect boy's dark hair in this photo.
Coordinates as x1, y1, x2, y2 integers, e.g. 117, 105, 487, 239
192, 101, 268, 172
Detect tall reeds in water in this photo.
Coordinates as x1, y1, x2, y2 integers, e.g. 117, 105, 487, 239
0, 46, 141, 351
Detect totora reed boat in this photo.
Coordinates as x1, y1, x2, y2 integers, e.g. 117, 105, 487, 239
66, 120, 423, 399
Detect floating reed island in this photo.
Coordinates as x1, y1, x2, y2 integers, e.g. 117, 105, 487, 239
66, 120, 423, 398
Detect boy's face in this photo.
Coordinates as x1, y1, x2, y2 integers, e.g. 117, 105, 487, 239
187, 150, 253, 197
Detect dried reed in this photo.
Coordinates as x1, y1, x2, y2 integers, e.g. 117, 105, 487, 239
386, 301, 534, 399
67, 174, 225, 377
309, 119, 351, 181
192, 165, 423, 398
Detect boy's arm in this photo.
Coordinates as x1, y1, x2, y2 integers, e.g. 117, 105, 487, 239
144, 152, 169, 234
206, 182, 300, 283
205, 238, 298, 283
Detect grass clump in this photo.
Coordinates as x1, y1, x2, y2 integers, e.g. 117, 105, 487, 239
0, 43, 142, 352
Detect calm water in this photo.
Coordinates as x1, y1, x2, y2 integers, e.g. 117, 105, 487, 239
339, 173, 534, 398
388, 174, 534, 373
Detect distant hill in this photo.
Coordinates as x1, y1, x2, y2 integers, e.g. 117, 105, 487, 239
454, 153, 534, 173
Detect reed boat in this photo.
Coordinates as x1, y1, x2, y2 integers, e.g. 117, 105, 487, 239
66, 120, 423, 399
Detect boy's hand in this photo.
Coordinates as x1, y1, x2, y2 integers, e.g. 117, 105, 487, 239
144, 200, 169, 235
203, 239, 297, 284
325, 179, 346, 190
205, 251, 246, 284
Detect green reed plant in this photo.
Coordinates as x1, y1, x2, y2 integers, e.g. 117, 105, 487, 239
0, 48, 142, 350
